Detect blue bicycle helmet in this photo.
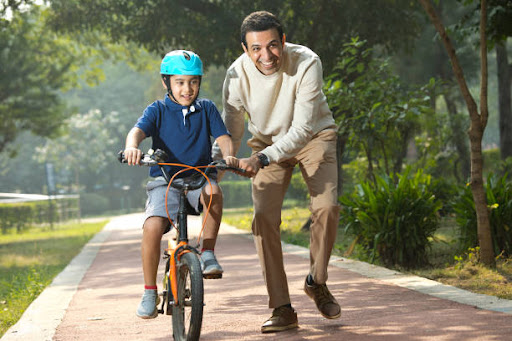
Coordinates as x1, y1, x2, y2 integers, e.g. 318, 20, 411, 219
160, 50, 203, 76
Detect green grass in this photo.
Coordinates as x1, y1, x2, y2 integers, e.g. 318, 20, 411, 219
0, 221, 107, 337
223, 208, 512, 300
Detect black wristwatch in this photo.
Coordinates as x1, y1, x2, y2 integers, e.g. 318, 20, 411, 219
256, 153, 270, 168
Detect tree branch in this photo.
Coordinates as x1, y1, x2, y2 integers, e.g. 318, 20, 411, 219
418, 0, 479, 120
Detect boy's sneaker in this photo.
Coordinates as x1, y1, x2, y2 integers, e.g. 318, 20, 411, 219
304, 275, 341, 319
200, 250, 223, 279
261, 305, 298, 333
136, 289, 160, 319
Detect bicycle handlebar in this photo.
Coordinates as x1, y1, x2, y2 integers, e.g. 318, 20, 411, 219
118, 149, 246, 191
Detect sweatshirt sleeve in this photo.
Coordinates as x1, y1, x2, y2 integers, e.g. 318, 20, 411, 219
262, 58, 324, 163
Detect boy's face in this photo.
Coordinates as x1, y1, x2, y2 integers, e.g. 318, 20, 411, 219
242, 28, 285, 76
165, 75, 200, 106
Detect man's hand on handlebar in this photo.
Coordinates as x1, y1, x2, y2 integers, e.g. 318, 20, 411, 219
124, 147, 143, 166
236, 154, 262, 178
224, 156, 253, 178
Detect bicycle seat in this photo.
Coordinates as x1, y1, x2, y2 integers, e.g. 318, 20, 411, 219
170, 173, 207, 191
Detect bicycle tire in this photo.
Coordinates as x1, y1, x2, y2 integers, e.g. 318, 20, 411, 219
172, 252, 204, 341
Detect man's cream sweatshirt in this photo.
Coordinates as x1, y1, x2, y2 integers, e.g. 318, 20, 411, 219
219, 42, 336, 163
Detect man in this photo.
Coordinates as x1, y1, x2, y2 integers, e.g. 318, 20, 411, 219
217, 11, 341, 333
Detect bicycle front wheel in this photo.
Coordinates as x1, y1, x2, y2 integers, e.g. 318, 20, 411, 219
172, 251, 204, 341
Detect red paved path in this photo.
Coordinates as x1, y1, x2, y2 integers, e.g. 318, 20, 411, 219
3, 214, 512, 340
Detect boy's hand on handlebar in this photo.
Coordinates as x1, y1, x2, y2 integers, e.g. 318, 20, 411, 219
124, 147, 142, 166
224, 156, 239, 168
224, 156, 251, 178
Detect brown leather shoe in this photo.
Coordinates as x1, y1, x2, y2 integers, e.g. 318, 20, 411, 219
261, 305, 298, 333
304, 276, 341, 319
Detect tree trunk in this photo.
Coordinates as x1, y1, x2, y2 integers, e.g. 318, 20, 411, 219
419, 0, 494, 266
496, 41, 512, 162
434, 16, 471, 182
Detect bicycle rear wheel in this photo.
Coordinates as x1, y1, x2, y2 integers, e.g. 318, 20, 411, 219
172, 252, 204, 341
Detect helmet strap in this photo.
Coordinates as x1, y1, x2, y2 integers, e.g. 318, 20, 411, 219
163, 75, 178, 102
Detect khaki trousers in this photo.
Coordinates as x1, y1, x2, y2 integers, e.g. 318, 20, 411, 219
250, 129, 340, 308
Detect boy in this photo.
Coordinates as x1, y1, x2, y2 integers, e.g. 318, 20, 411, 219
124, 50, 235, 319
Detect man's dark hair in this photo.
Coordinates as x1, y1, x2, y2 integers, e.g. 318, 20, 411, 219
240, 11, 284, 48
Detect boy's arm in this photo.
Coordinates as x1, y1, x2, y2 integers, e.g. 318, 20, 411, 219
124, 127, 147, 166
215, 134, 234, 158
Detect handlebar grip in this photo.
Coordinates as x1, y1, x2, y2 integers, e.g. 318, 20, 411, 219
118, 151, 127, 163
215, 160, 246, 174
227, 166, 246, 174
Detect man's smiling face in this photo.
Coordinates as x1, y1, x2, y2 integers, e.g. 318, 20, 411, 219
242, 28, 285, 76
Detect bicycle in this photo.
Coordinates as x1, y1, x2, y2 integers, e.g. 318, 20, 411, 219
118, 148, 244, 341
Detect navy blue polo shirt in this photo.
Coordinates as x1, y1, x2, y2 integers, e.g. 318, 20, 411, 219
135, 95, 229, 178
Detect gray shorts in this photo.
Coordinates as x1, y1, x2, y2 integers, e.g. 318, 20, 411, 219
144, 176, 218, 229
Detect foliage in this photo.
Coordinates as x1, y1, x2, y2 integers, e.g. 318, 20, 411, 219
0, 220, 106, 337
0, 6, 149, 155
429, 177, 460, 216
34, 109, 125, 192
0, 7, 73, 154
455, 0, 512, 45
453, 173, 512, 256
0, 197, 78, 233
221, 171, 308, 209
325, 38, 433, 182
0, 0, 35, 16
483, 148, 500, 175
340, 167, 442, 269
223, 206, 314, 247
47, 0, 423, 74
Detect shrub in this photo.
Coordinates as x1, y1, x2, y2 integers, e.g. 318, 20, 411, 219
429, 177, 459, 216
0, 197, 78, 233
453, 173, 512, 256
340, 167, 442, 269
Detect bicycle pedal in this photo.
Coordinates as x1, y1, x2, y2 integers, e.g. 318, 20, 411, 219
203, 273, 223, 279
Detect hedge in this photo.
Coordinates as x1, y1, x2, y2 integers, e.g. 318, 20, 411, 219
0, 197, 79, 234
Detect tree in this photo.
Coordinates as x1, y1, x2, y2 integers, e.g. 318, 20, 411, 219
47, 0, 423, 74
455, 0, 512, 165
419, 0, 494, 266
0, 4, 157, 156
325, 39, 433, 185
34, 109, 121, 193
393, 2, 481, 183
0, 7, 74, 154
487, 1, 512, 163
